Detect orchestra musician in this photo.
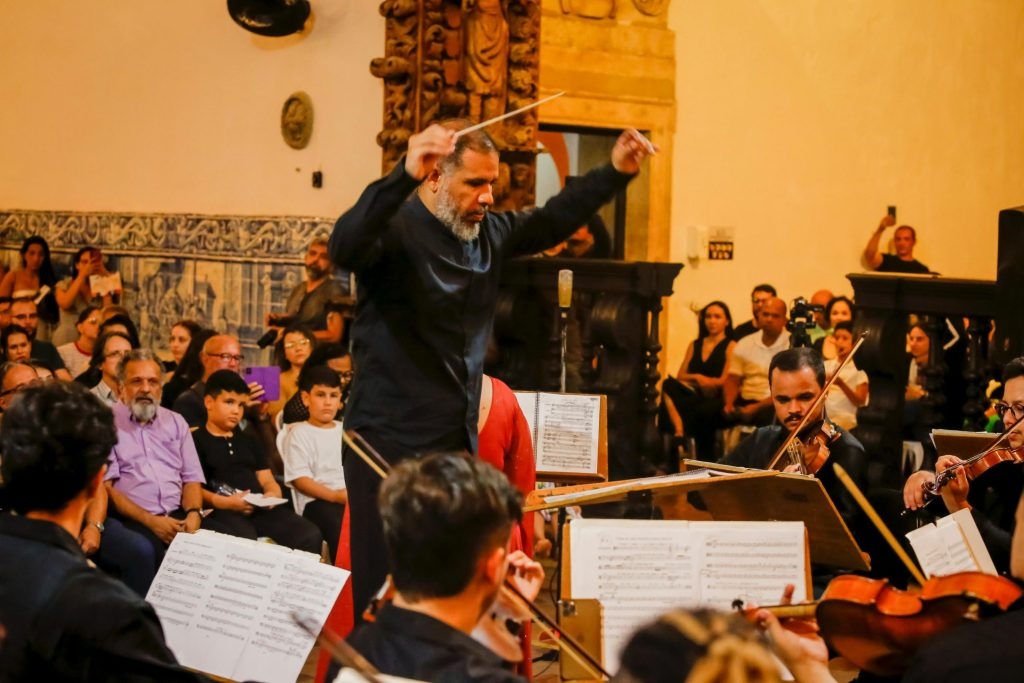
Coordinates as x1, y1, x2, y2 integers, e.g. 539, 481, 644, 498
903, 357, 1024, 573
331, 452, 543, 683
722, 347, 869, 539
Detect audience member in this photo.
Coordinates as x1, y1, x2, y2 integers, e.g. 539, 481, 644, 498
814, 296, 855, 360
281, 343, 352, 425
161, 328, 216, 409
864, 213, 930, 274
104, 349, 230, 562
0, 295, 11, 331
266, 325, 316, 421
191, 370, 322, 555
340, 453, 544, 683
823, 321, 869, 430
79, 330, 134, 406
8, 297, 72, 380
0, 381, 206, 682
0, 236, 59, 340
906, 322, 930, 402
172, 334, 264, 428
659, 300, 736, 462
732, 284, 777, 340
280, 365, 347, 562
806, 289, 834, 343
53, 246, 121, 346
723, 297, 790, 426
267, 237, 346, 343
56, 305, 101, 378
99, 311, 141, 348
0, 360, 40, 415
1, 324, 32, 363
165, 319, 202, 376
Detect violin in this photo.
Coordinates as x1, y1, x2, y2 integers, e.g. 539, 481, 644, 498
766, 335, 865, 473
923, 414, 1024, 500
780, 418, 842, 475
738, 572, 1022, 676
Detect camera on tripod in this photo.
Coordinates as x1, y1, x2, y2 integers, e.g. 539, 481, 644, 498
787, 296, 824, 348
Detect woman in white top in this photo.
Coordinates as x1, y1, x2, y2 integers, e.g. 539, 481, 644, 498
824, 321, 869, 430
56, 305, 101, 379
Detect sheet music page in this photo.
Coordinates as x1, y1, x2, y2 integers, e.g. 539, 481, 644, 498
690, 522, 808, 607
946, 508, 997, 574
147, 530, 349, 683
906, 524, 955, 577
335, 671, 425, 683
535, 393, 601, 474
513, 391, 538, 450
569, 519, 700, 673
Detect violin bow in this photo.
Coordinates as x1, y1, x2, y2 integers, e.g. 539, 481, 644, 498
765, 335, 867, 471
342, 429, 611, 680
833, 463, 928, 586
291, 613, 384, 683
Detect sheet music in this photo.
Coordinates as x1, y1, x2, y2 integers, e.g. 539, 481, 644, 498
568, 519, 806, 673
88, 272, 122, 296
535, 393, 600, 474
243, 492, 288, 508
147, 530, 349, 683
513, 391, 538, 448
906, 508, 996, 577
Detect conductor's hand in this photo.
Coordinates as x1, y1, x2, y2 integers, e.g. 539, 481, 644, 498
611, 128, 657, 175
903, 469, 935, 510
506, 549, 545, 603
405, 124, 457, 181
936, 455, 970, 513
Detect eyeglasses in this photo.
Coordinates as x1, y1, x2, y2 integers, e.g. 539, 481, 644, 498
104, 349, 131, 360
338, 370, 354, 381
208, 353, 244, 364
284, 339, 311, 350
995, 402, 1024, 421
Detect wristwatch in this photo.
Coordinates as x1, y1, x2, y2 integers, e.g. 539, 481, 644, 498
87, 521, 105, 533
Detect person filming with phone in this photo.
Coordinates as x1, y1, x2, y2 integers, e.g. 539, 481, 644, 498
863, 207, 931, 274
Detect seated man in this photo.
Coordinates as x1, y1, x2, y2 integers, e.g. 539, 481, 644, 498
732, 283, 777, 340
267, 237, 347, 344
280, 365, 347, 562
723, 297, 790, 427
903, 356, 1024, 573
722, 347, 869, 535
8, 297, 72, 380
0, 381, 205, 681
172, 334, 260, 427
105, 349, 230, 561
191, 369, 322, 555
339, 453, 543, 683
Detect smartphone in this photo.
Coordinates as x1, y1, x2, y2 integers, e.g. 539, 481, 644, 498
887, 205, 897, 221
243, 366, 281, 402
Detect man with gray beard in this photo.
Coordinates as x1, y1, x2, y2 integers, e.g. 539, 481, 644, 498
329, 119, 656, 614
105, 348, 232, 562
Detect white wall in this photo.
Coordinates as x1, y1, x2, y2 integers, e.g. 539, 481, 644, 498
0, 1, 383, 216
665, 0, 1024, 369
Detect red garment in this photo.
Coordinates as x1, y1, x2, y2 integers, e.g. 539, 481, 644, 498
477, 376, 537, 676
315, 507, 353, 683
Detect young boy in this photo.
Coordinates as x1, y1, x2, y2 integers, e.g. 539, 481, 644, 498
280, 365, 346, 562
192, 369, 322, 554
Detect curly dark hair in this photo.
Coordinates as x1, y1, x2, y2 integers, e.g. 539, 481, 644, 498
0, 381, 117, 514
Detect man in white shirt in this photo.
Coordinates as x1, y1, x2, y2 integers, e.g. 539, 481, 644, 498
723, 297, 790, 426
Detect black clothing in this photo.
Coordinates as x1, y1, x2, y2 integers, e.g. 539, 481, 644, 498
190, 426, 323, 555
301, 498, 343, 563
171, 381, 206, 427
733, 319, 757, 340
722, 423, 869, 535
903, 607, 1024, 682
339, 604, 525, 683
30, 339, 67, 373
658, 338, 731, 461
329, 157, 632, 614
329, 159, 632, 458
877, 253, 930, 274
0, 514, 205, 682
192, 426, 266, 493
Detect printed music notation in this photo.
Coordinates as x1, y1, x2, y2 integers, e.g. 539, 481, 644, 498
514, 391, 602, 475
569, 519, 807, 673
146, 530, 349, 683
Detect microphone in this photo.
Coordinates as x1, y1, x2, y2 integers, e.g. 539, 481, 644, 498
558, 269, 573, 309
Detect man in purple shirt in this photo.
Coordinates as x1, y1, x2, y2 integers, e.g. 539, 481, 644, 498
105, 348, 230, 560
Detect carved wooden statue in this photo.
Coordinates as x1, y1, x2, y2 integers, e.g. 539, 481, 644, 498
372, 0, 541, 210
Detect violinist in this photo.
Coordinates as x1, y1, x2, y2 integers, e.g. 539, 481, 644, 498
722, 347, 869, 535
336, 452, 543, 683
903, 356, 1024, 572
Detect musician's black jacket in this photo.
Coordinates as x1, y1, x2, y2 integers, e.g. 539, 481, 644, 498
721, 424, 869, 536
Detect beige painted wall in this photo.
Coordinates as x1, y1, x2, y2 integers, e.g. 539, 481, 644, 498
665, 0, 1024, 372
0, 1, 383, 216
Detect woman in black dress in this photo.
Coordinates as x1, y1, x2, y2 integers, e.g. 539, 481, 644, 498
659, 301, 736, 463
